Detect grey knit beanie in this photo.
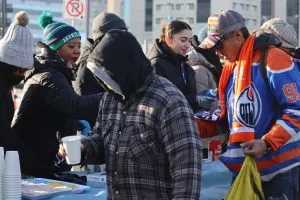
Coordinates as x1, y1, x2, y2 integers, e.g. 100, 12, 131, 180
0, 11, 34, 69
260, 18, 298, 48
92, 12, 127, 42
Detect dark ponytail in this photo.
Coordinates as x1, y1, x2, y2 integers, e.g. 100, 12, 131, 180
159, 20, 192, 42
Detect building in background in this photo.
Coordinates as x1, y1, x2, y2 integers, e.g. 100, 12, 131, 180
152, 0, 207, 41
211, 0, 261, 32
151, 0, 261, 45
107, 0, 299, 47
286, 0, 299, 42
107, 0, 122, 15
107, 0, 153, 49
109, 0, 262, 52
2, 0, 299, 50
0, 0, 8, 38
261, 0, 272, 24
261, 0, 299, 46
6, 0, 63, 43
145, 0, 153, 32
197, 0, 210, 24
261, 0, 288, 24
72, 0, 107, 39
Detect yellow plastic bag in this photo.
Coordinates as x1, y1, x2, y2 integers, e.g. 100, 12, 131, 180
225, 156, 264, 200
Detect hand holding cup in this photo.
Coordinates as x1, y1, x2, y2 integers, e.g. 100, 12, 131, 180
60, 136, 84, 165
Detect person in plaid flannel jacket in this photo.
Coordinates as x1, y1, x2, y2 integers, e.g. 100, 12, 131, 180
60, 29, 202, 199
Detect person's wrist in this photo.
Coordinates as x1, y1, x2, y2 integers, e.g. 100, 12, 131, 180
262, 139, 272, 152
57, 151, 64, 159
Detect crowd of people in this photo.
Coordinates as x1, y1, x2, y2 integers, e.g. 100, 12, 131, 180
0, 8, 299, 200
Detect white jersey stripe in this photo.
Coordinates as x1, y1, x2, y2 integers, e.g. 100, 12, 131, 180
266, 62, 295, 74
284, 109, 300, 116
222, 148, 244, 158
231, 127, 254, 134
261, 163, 299, 182
277, 120, 297, 137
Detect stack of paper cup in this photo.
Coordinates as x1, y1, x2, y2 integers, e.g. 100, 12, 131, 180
0, 147, 4, 200
3, 151, 21, 200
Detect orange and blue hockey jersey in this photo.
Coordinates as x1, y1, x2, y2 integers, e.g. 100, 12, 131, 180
220, 47, 300, 182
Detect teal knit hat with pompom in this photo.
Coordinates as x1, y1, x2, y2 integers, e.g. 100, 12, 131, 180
38, 12, 80, 51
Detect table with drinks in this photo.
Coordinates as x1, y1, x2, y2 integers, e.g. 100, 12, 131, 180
36, 160, 232, 200
0, 131, 231, 200
0, 150, 231, 200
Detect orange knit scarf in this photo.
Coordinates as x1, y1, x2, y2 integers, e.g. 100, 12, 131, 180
218, 35, 256, 143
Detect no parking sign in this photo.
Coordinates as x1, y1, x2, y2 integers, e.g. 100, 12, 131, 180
63, 0, 85, 19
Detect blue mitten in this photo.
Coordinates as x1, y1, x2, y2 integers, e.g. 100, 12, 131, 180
78, 120, 91, 136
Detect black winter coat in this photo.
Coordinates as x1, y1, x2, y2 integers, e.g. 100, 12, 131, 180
12, 53, 102, 178
73, 39, 105, 96
0, 63, 51, 180
72, 39, 105, 126
0, 63, 18, 149
147, 39, 199, 111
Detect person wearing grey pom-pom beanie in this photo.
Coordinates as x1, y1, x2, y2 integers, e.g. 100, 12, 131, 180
0, 11, 34, 151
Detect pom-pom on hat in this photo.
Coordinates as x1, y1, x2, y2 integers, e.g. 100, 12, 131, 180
38, 12, 80, 51
0, 11, 34, 69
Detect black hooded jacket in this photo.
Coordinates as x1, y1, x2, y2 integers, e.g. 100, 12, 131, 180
11, 50, 102, 178
87, 30, 153, 101
147, 39, 199, 111
73, 38, 105, 96
73, 39, 105, 126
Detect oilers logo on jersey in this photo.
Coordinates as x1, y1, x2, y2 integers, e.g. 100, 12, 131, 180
235, 84, 262, 128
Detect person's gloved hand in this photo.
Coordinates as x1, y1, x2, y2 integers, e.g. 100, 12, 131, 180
200, 88, 218, 98
78, 120, 91, 135
196, 95, 215, 110
194, 108, 221, 121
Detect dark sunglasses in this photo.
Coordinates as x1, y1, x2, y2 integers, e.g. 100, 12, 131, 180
214, 32, 234, 51
214, 40, 224, 51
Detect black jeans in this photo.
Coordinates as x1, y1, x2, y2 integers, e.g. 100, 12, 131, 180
263, 167, 299, 200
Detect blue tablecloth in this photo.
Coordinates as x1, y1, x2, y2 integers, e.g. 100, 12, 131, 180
39, 160, 232, 200
48, 187, 107, 200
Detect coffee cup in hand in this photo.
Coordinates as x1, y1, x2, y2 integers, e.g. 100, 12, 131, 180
61, 136, 82, 165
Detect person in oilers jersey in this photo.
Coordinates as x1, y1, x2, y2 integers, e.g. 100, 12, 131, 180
200, 10, 300, 199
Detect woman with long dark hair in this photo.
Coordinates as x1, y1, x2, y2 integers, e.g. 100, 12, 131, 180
147, 20, 199, 111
